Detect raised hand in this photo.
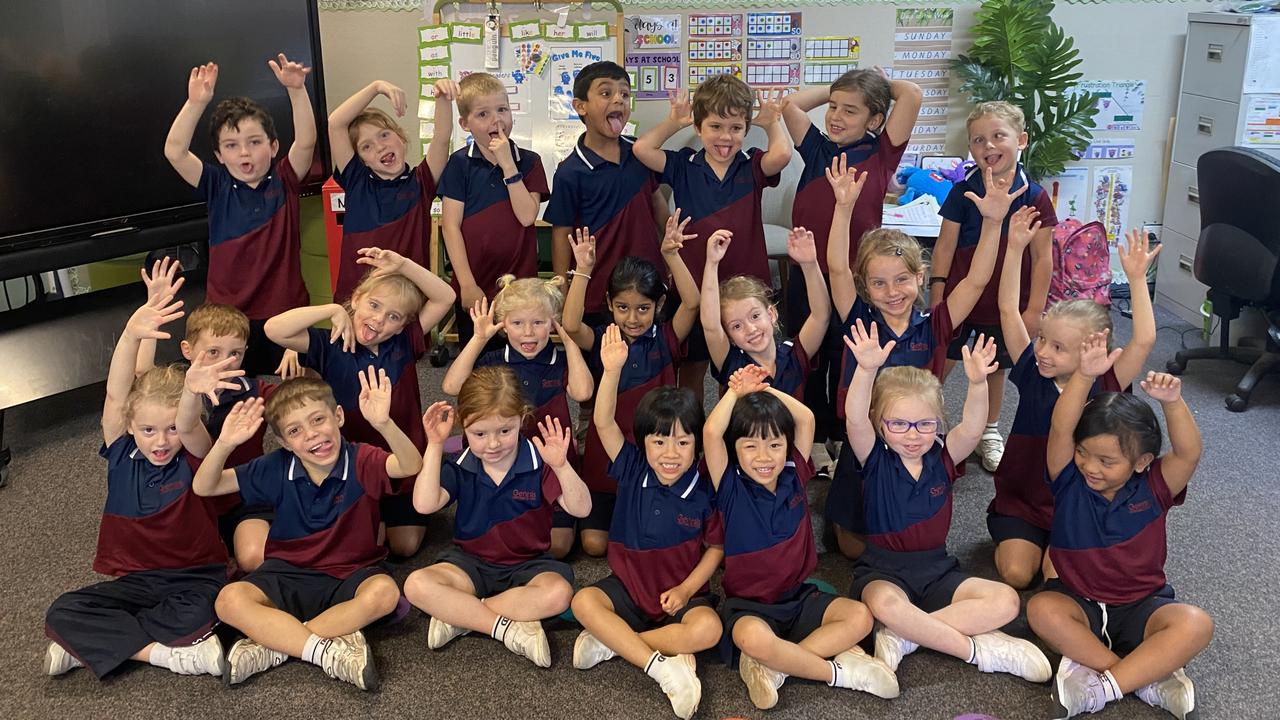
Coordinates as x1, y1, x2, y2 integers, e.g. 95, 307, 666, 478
842, 318, 896, 371
141, 256, 184, 303
125, 294, 184, 342
960, 334, 1000, 384
432, 78, 461, 102
706, 229, 733, 265
187, 62, 218, 104
268, 53, 310, 89
1077, 330, 1121, 378
533, 415, 573, 468
727, 364, 770, 396
1006, 205, 1042, 252
659, 585, 691, 616
355, 246, 407, 277
825, 153, 869, 209
965, 165, 1028, 220
219, 398, 265, 447
328, 305, 356, 353
570, 226, 597, 272
667, 88, 693, 127
186, 351, 245, 405
471, 297, 505, 340
787, 227, 817, 266
373, 80, 407, 117
753, 89, 790, 127
662, 208, 698, 257
599, 324, 629, 373
1140, 371, 1183, 404
357, 365, 393, 426
489, 126, 517, 175
1118, 228, 1162, 283
275, 349, 303, 380
421, 400, 456, 444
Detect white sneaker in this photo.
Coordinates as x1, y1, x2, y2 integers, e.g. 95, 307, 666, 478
833, 646, 900, 698
654, 653, 701, 720
572, 630, 617, 669
321, 635, 378, 691
972, 630, 1051, 682
502, 620, 551, 668
167, 635, 226, 677
1051, 656, 1108, 718
874, 624, 919, 672
978, 429, 1005, 472
224, 637, 287, 687
739, 653, 787, 710
340, 629, 369, 652
43, 641, 83, 676
427, 616, 471, 650
1136, 668, 1197, 720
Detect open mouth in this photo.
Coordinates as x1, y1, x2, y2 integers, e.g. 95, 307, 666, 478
751, 465, 776, 478
380, 151, 396, 166
658, 461, 684, 475
519, 341, 539, 355
622, 324, 646, 336
309, 440, 334, 459
606, 111, 625, 134
712, 143, 735, 160
151, 448, 172, 462
239, 162, 255, 174
983, 152, 1004, 169
359, 323, 380, 344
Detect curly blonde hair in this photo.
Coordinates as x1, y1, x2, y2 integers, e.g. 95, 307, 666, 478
493, 274, 565, 325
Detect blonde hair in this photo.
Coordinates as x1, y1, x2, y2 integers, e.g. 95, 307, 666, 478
854, 228, 927, 305
869, 366, 944, 433
126, 365, 186, 423
692, 74, 753, 128
346, 270, 426, 319
493, 274, 565, 325
347, 108, 409, 149
966, 100, 1026, 135
185, 303, 249, 344
456, 366, 531, 428
1043, 299, 1115, 351
265, 377, 339, 434
458, 72, 507, 117
719, 275, 779, 335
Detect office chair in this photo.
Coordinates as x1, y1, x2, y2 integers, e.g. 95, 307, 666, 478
1167, 146, 1280, 411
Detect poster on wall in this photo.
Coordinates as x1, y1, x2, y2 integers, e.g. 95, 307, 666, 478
625, 52, 682, 99
625, 15, 681, 50
893, 8, 954, 156
1244, 94, 1280, 145
1044, 166, 1091, 221
1080, 138, 1136, 160
1070, 80, 1146, 131
548, 47, 603, 120
689, 13, 742, 38
1091, 165, 1132, 241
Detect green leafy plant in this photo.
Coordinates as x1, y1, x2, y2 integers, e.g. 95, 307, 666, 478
953, 0, 1098, 181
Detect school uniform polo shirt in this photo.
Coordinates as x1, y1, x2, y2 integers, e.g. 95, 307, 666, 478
477, 343, 570, 430
712, 337, 812, 401
441, 438, 563, 565
938, 163, 1058, 325
303, 326, 426, 452
236, 442, 394, 578
543, 135, 663, 314
207, 377, 279, 469
861, 438, 957, 553
94, 436, 227, 576
990, 345, 1123, 529
198, 159, 309, 320
437, 141, 550, 299
660, 147, 779, 284
1049, 458, 1185, 605
607, 443, 724, 622
718, 449, 817, 604
791, 125, 908, 272
333, 158, 437, 302
835, 300, 956, 418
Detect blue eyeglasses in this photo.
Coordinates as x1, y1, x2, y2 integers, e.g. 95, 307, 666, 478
882, 418, 941, 434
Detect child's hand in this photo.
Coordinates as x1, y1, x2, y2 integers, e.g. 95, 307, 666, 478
659, 586, 691, 615
489, 127, 517, 175
186, 351, 245, 405
218, 398, 264, 447
1006, 206, 1042, 252
965, 165, 1028, 221
328, 304, 356, 353
421, 401, 456, 444
1118, 228, 1162, 283
471, 297, 505, 340
533, 415, 573, 469
125, 294, 184, 342
1077, 330, 1121, 379
599, 324, 628, 373
358, 366, 393, 426
753, 89, 789, 127
141, 256, 184, 304
960, 334, 1000, 384
667, 88, 693, 127
373, 80, 407, 117
825, 153, 868, 209
842, 318, 896, 371
706, 229, 733, 265
355, 246, 407, 277
1140, 371, 1183, 404
787, 227, 818, 266
268, 53, 310, 90
570, 227, 597, 272
275, 349, 303, 380
187, 62, 218, 105
662, 208, 697, 257
727, 364, 770, 395
432, 79, 460, 102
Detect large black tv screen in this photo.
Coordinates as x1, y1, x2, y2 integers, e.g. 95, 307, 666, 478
0, 0, 327, 250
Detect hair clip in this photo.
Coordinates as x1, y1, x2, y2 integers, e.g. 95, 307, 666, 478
894, 248, 903, 256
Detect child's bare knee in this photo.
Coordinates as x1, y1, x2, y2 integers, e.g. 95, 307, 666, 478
544, 577, 574, 612
732, 618, 773, 658
685, 610, 724, 649
992, 584, 1021, 624
403, 568, 439, 603
215, 582, 257, 620
361, 576, 401, 615
580, 532, 608, 557
571, 587, 603, 617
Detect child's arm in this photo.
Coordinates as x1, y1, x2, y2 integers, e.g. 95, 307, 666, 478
414, 401, 455, 514
633, 88, 692, 174
328, 80, 406, 174
763, 385, 815, 462
557, 322, 594, 403
1047, 331, 1122, 478
754, 90, 794, 176
193, 399, 263, 497
488, 128, 541, 226
945, 169, 1028, 324
441, 298, 503, 396
825, 155, 868, 321
551, 227, 574, 286
781, 85, 828, 145
881, 71, 923, 148
701, 227, 732, 368
560, 227, 598, 350
788, 227, 830, 358
440, 197, 483, 312
929, 221, 960, 311
535, 417, 592, 518
946, 335, 1000, 464
663, 218, 702, 342
1141, 373, 1200, 497
134, 257, 186, 377
163, 63, 216, 188
103, 295, 185, 446
703, 368, 762, 489
1112, 228, 1161, 387
264, 303, 354, 355
426, 80, 458, 179
997, 209, 1041, 363
842, 319, 896, 465
592, 324, 630, 461
1024, 224, 1054, 337
659, 545, 725, 616
354, 246, 457, 333
177, 352, 244, 458
268, 54, 316, 178
360, 367, 423, 479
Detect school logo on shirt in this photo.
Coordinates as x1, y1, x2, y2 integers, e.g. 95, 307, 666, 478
542, 378, 562, 389
333, 493, 345, 505
676, 513, 702, 529
1128, 500, 1152, 513
158, 480, 186, 494
930, 483, 946, 497
788, 493, 805, 509
910, 342, 930, 352
397, 189, 417, 202
512, 489, 538, 503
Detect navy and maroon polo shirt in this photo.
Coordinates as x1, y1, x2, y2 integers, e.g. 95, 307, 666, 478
835, 300, 956, 418
236, 441, 394, 578
438, 141, 550, 299
990, 345, 1123, 530
440, 437, 563, 565
1049, 458, 1185, 605
94, 436, 227, 577
712, 337, 812, 401
544, 135, 663, 314
607, 442, 724, 622
333, 158, 438, 303
198, 159, 309, 320
791, 125, 908, 272
938, 163, 1059, 326
582, 323, 685, 493
718, 449, 817, 604
660, 147, 779, 285
477, 343, 573, 448
207, 377, 279, 469
302, 325, 426, 452
861, 438, 957, 553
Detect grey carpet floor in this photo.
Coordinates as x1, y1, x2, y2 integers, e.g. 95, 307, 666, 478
2, 306, 1277, 720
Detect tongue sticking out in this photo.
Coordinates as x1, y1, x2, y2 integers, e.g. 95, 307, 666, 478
607, 113, 625, 134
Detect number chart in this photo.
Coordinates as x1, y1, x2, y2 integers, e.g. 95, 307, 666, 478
746, 62, 801, 86
689, 39, 742, 62
688, 13, 742, 38
805, 36, 859, 61
689, 62, 742, 87
803, 61, 858, 85
746, 12, 802, 37
746, 37, 800, 61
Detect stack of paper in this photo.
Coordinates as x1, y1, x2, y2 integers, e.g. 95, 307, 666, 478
882, 194, 942, 227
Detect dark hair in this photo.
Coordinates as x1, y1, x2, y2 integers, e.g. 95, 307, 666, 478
634, 386, 705, 454
209, 97, 277, 146
573, 61, 630, 101
607, 256, 667, 302
830, 69, 891, 133
1074, 392, 1163, 462
725, 392, 795, 461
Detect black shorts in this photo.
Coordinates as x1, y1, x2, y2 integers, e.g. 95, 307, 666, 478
594, 574, 717, 632
216, 501, 274, 551
241, 559, 392, 622
242, 319, 288, 378
1042, 580, 1179, 656
435, 547, 574, 599
987, 510, 1051, 549
719, 582, 837, 667
849, 545, 970, 613
553, 491, 616, 532
381, 492, 431, 528
823, 442, 865, 534
946, 322, 1014, 368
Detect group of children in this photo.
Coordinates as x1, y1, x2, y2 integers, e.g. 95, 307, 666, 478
38, 52, 1212, 720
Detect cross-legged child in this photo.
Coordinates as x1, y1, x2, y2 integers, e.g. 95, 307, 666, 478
704, 365, 898, 710
404, 367, 591, 668
570, 325, 724, 719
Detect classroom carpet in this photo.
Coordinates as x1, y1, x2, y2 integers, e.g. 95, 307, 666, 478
1, 306, 1276, 720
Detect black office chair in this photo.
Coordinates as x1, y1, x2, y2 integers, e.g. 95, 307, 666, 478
1167, 146, 1280, 411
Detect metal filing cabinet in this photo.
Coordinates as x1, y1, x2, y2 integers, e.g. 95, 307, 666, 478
1158, 12, 1280, 325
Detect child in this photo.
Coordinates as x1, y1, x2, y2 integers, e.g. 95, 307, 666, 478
570, 326, 724, 720
701, 225, 828, 400
265, 247, 455, 556
439, 72, 550, 346
704, 365, 898, 710
842, 320, 1051, 684
824, 157, 1024, 559
327, 78, 456, 302
1030, 338, 1212, 719
194, 372, 422, 690
633, 77, 792, 400
931, 101, 1059, 473
404, 368, 591, 668
43, 292, 230, 680
544, 61, 668, 325
990, 219, 1159, 589
561, 220, 700, 557
163, 57, 315, 378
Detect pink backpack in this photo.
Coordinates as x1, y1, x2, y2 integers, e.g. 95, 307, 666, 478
1049, 219, 1111, 306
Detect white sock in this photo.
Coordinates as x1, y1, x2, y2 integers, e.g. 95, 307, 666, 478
644, 651, 672, 682
966, 637, 977, 664
491, 616, 512, 641
828, 659, 842, 687
302, 634, 332, 666
984, 422, 999, 434
1101, 669, 1124, 702
148, 644, 173, 669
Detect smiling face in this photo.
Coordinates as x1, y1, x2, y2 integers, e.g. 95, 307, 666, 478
460, 91, 513, 147
350, 289, 415, 350
181, 331, 247, 372
722, 297, 777, 355
214, 118, 279, 186
1074, 433, 1151, 499
967, 114, 1027, 180
575, 77, 632, 141
694, 110, 747, 165
463, 413, 522, 471
863, 253, 922, 321
825, 88, 884, 145
1034, 315, 1091, 381
643, 421, 698, 485
607, 289, 663, 340
128, 400, 182, 465
504, 306, 553, 358
275, 399, 345, 472
354, 121, 409, 180
878, 395, 941, 461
